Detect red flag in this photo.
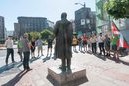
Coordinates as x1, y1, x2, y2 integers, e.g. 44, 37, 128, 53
123, 38, 129, 48
111, 22, 129, 48
111, 22, 119, 35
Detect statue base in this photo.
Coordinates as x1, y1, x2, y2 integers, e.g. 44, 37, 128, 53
47, 66, 88, 86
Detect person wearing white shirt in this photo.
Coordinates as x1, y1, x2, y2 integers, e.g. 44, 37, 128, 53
91, 34, 97, 54
98, 33, 105, 56
5, 36, 15, 65
35, 38, 43, 57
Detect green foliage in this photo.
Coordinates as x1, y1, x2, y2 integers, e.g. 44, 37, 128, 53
104, 0, 129, 19
27, 28, 54, 41
47, 27, 54, 32
40, 29, 54, 40
28, 32, 40, 41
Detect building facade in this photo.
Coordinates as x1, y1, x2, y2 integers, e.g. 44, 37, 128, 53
14, 23, 20, 38
75, 7, 96, 36
96, 0, 110, 34
0, 16, 5, 43
91, 11, 96, 34
15, 17, 54, 38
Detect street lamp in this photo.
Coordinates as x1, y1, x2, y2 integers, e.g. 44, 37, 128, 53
75, 2, 88, 35
75, 2, 86, 8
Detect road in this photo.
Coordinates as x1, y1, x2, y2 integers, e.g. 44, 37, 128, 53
0, 46, 129, 86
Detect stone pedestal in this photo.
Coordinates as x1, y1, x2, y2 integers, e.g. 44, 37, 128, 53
47, 66, 87, 86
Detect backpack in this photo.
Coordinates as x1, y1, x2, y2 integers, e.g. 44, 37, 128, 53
18, 40, 23, 48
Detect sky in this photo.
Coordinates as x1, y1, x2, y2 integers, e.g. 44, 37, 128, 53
0, 0, 95, 31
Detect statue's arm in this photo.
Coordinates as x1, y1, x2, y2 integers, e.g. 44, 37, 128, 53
70, 23, 73, 40
68, 22, 73, 44
54, 21, 59, 38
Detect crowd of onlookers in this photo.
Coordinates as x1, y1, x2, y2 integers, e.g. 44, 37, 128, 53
72, 33, 128, 63
3, 32, 128, 71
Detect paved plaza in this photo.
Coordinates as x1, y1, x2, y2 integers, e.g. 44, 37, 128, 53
0, 45, 129, 86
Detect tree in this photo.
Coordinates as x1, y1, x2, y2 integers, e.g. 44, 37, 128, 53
104, 0, 129, 19
28, 32, 40, 41
40, 29, 54, 40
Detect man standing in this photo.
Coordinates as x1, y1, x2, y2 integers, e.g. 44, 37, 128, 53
104, 34, 111, 56
21, 33, 31, 71
47, 35, 53, 56
5, 36, 15, 65
98, 33, 105, 56
54, 12, 73, 71
91, 34, 97, 54
35, 37, 43, 57
82, 33, 88, 52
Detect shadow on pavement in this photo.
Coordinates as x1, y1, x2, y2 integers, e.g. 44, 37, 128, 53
16, 62, 23, 68
94, 54, 106, 61
0, 63, 15, 74
119, 59, 129, 66
73, 50, 79, 53
42, 55, 51, 62
1, 70, 28, 86
80, 51, 85, 54
47, 74, 88, 86
0, 62, 24, 75
87, 50, 93, 55
99, 54, 129, 66
30, 57, 41, 63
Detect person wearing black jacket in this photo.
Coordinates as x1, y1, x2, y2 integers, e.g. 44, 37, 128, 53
47, 36, 53, 56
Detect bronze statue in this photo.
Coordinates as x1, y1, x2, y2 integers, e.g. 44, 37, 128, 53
54, 12, 73, 72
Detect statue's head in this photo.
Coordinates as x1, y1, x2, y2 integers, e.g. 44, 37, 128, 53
61, 12, 67, 20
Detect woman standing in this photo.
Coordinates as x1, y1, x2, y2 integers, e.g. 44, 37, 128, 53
78, 36, 83, 51
72, 35, 78, 51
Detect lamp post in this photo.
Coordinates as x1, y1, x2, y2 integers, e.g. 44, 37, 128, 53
75, 2, 89, 35
75, 2, 86, 8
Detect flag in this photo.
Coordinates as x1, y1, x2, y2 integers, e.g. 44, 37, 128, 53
111, 22, 129, 48
111, 22, 119, 35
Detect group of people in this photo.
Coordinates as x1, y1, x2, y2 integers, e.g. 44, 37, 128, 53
17, 35, 44, 60
4, 33, 54, 71
72, 33, 122, 63
5, 34, 32, 71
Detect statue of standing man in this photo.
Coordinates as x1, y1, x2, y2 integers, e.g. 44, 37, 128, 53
54, 12, 73, 72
